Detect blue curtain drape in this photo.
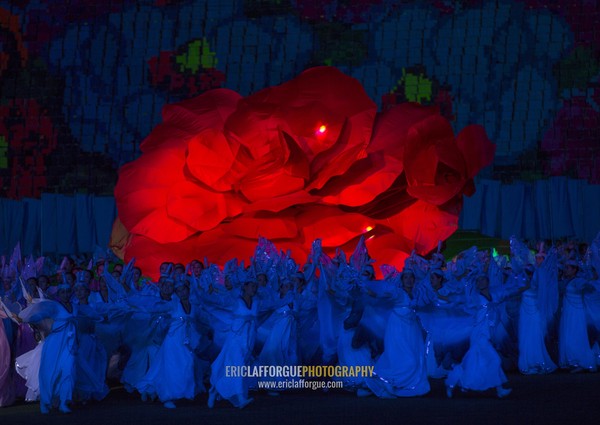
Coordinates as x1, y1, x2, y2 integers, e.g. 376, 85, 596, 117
583, 184, 600, 243
1, 198, 25, 254
461, 177, 599, 242
1, 194, 116, 256
22, 198, 41, 255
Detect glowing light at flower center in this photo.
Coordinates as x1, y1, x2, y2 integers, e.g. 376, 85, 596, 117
317, 125, 327, 134
364, 225, 375, 240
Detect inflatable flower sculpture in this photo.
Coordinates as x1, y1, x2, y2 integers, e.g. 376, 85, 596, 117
111, 67, 495, 279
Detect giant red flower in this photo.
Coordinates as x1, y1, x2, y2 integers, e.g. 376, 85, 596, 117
112, 67, 495, 279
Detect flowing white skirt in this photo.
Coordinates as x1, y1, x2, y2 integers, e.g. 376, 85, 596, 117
559, 293, 596, 370
366, 308, 430, 397
518, 293, 556, 374
16, 341, 44, 402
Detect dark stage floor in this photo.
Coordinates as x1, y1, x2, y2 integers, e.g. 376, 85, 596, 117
1, 371, 599, 425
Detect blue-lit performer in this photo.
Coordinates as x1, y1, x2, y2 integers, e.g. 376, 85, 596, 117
136, 278, 210, 408
364, 267, 430, 397
518, 249, 558, 374
445, 274, 512, 398
558, 259, 597, 372
208, 274, 259, 408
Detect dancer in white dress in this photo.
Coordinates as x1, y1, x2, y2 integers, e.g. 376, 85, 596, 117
208, 277, 258, 408
445, 275, 512, 398
19, 284, 88, 413
121, 275, 173, 393
558, 260, 597, 372
256, 278, 299, 393
518, 249, 558, 374
292, 270, 320, 364
72, 281, 109, 403
137, 279, 210, 408
365, 268, 430, 397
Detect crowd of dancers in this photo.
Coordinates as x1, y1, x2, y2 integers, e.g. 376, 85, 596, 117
1, 234, 600, 413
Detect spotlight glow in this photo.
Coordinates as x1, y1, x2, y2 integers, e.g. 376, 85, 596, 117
317, 125, 327, 134
365, 226, 373, 232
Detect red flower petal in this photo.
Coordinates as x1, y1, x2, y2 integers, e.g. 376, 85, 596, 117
307, 111, 375, 190
344, 176, 414, 222
241, 190, 320, 213
224, 103, 287, 161
295, 205, 372, 248
360, 233, 412, 270
115, 144, 199, 243
317, 152, 403, 207
280, 104, 344, 157
236, 66, 376, 191
456, 125, 496, 179
166, 180, 246, 232
185, 129, 244, 192
374, 200, 460, 254
404, 115, 468, 205
237, 131, 310, 202
241, 66, 375, 156
404, 181, 466, 207
141, 88, 241, 152
220, 211, 298, 240
129, 204, 197, 243
368, 102, 439, 157
239, 167, 307, 202
404, 115, 454, 184
123, 230, 257, 281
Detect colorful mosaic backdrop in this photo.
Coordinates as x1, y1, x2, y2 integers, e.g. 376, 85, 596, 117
0, 0, 598, 200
